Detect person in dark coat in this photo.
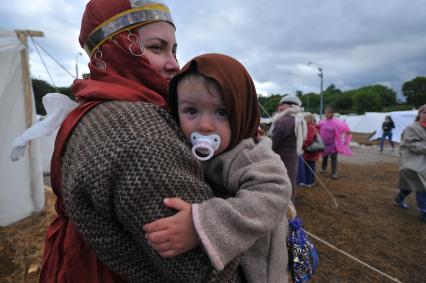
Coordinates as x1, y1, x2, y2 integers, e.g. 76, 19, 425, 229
379, 115, 395, 151
270, 95, 307, 204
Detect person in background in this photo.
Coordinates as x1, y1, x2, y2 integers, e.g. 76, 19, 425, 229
379, 115, 395, 151
270, 95, 307, 204
296, 154, 306, 187
318, 106, 352, 180
144, 53, 292, 283
39, 0, 241, 282
300, 113, 321, 187
395, 104, 426, 223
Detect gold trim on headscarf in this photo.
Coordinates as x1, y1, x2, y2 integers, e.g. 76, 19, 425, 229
83, 3, 173, 57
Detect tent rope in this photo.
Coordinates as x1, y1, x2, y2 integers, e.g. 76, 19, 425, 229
29, 36, 58, 91
258, 101, 272, 118
29, 36, 76, 85
305, 229, 403, 283
303, 158, 339, 208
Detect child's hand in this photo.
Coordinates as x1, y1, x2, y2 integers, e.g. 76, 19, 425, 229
143, 198, 200, 257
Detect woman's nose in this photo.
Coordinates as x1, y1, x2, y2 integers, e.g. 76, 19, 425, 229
165, 54, 179, 73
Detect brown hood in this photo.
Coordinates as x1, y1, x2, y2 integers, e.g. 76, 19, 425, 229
169, 53, 260, 149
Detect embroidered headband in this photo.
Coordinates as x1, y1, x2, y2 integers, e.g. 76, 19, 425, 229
83, 1, 174, 57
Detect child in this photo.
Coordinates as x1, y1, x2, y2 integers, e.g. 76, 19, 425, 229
300, 113, 322, 187
144, 53, 292, 282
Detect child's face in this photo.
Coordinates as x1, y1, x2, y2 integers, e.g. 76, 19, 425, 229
177, 75, 231, 156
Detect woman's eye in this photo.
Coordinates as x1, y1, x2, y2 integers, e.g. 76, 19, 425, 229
150, 45, 162, 52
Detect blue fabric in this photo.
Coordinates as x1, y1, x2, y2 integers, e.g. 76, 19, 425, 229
380, 132, 394, 150
398, 190, 426, 210
416, 191, 426, 211
297, 155, 306, 185
287, 217, 318, 283
304, 160, 316, 186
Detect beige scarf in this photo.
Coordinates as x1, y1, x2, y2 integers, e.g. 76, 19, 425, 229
269, 106, 307, 155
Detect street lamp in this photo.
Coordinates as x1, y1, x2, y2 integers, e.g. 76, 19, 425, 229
307, 62, 324, 119
75, 52, 83, 79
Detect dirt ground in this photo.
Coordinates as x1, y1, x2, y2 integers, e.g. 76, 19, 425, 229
1, 143, 425, 282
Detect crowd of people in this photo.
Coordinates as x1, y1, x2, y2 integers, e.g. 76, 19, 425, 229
9, 0, 425, 282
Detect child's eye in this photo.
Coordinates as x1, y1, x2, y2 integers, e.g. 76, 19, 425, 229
185, 107, 197, 115
216, 109, 228, 117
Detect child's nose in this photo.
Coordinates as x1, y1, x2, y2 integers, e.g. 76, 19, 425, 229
199, 116, 214, 133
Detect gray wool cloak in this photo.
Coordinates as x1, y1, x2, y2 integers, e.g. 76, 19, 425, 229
192, 137, 292, 283
399, 121, 426, 192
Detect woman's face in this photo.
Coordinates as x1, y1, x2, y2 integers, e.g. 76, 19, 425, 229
325, 109, 333, 119
137, 21, 179, 80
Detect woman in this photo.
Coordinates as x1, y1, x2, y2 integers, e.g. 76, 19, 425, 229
395, 105, 426, 223
301, 113, 321, 187
318, 106, 352, 180
379, 115, 395, 151
40, 0, 241, 282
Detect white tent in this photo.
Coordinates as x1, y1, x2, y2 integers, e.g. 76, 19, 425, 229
347, 112, 388, 134
369, 110, 417, 143
0, 29, 44, 226
342, 115, 363, 132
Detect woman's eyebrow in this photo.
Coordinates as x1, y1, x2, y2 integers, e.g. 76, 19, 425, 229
143, 37, 168, 44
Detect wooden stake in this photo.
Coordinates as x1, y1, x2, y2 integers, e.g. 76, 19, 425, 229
15, 30, 44, 128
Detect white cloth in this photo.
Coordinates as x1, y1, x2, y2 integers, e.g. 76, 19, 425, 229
10, 93, 78, 161
269, 106, 307, 155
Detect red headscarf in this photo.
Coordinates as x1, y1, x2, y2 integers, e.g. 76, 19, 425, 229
41, 0, 176, 281
169, 53, 260, 149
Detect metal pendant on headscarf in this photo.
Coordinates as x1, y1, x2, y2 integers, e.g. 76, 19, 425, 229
83, 0, 174, 57
127, 31, 145, 56
190, 133, 221, 161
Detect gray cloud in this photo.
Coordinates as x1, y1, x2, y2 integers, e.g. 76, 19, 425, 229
1, 0, 425, 98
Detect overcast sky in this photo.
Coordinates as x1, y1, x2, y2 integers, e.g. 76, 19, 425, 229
1, 0, 425, 99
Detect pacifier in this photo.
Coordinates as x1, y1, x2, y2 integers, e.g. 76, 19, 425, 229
190, 132, 221, 161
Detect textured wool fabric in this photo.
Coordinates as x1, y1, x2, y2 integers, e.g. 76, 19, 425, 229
193, 137, 291, 283
61, 101, 242, 282
169, 53, 260, 149
399, 121, 426, 193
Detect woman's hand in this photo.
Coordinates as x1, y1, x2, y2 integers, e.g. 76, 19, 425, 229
143, 198, 200, 257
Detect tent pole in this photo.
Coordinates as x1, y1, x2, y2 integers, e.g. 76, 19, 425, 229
15, 29, 45, 212
15, 30, 44, 129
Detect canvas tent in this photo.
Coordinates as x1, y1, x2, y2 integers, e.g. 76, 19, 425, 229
340, 111, 417, 143
0, 29, 44, 226
345, 112, 389, 134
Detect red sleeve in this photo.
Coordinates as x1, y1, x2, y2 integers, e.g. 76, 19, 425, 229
303, 123, 316, 148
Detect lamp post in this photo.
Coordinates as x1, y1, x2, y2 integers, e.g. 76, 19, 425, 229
307, 62, 324, 119
75, 52, 83, 79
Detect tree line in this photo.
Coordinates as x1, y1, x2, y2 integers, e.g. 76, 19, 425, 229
32, 76, 426, 116
259, 76, 426, 117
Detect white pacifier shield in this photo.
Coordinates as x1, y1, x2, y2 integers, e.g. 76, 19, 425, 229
190, 132, 221, 161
